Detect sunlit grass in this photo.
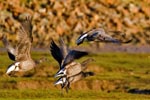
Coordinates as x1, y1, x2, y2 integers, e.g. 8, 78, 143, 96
0, 51, 150, 99
0, 89, 150, 100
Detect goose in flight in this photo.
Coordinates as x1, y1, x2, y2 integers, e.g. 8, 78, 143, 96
50, 38, 88, 78
54, 58, 94, 92
76, 28, 121, 45
50, 39, 94, 92
2, 16, 35, 75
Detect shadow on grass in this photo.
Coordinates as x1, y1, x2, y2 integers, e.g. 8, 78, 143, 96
128, 88, 150, 95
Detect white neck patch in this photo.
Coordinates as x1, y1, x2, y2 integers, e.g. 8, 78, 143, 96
79, 34, 88, 40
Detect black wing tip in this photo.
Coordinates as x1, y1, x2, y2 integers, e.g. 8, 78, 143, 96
50, 39, 57, 51
49, 39, 63, 66
70, 50, 89, 60
7, 52, 16, 61
80, 50, 89, 55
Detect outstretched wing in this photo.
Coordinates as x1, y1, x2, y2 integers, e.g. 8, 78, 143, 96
18, 16, 33, 43
50, 40, 64, 66
16, 16, 33, 60
108, 31, 133, 43
2, 35, 16, 61
62, 50, 88, 67
59, 38, 70, 58
86, 28, 103, 37
88, 28, 120, 43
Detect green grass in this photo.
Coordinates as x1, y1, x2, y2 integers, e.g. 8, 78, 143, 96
0, 89, 150, 100
0, 51, 150, 99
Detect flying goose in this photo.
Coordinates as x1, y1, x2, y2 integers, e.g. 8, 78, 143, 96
76, 28, 121, 45
54, 58, 94, 92
55, 71, 94, 92
2, 16, 36, 75
50, 39, 94, 92
50, 38, 88, 78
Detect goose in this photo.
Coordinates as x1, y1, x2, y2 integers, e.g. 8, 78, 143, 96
76, 28, 121, 45
2, 16, 36, 75
55, 71, 94, 92
50, 38, 88, 78
54, 58, 94, 92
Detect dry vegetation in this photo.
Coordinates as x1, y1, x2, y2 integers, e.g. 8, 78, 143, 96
0, 0, 150, 48
0, 52, 150, 99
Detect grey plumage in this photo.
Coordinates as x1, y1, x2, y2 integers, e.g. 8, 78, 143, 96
76, 28, 121, 45
54, 58, 94, 92
50, 38, 94, 92
50, 38, 88, 78
2, 35, 16, 61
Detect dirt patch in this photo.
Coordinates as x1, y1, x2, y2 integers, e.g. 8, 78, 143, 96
17, 80, 56, 90
1, 78, 129, 92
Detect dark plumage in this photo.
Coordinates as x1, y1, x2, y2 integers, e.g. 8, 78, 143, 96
76, 28, 121, 45
54, 58, 94, 92
50, 38, 93, 92
50, 38, 88, 78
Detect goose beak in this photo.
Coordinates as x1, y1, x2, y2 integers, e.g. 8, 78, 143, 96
54, 69, 65, 78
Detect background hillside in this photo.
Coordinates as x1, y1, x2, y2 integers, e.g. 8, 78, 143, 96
0, 0, 150, 48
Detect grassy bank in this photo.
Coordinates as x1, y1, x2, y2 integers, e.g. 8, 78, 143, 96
0, 51, 150, 99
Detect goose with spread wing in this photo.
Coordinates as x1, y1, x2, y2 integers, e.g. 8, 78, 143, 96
50, 38, 94, 92
2, 16, 35, 75
54, 58, 94, 92
76, 28, 121, 45
50, 38, 88, 78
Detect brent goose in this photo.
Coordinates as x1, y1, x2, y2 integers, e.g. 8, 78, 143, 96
50, 38, 88, 78
2, 16, 36, 75
76, 28, 121, 45
54, 58, 94, 92
50, 38, 94, 92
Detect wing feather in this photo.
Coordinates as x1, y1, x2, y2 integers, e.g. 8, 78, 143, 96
59, 38, 70, 58
18, 16, 33, 43
2, 35, 16, 61
50, 40, 64, 66
62, 50, 88, 67
16, 16, 33, 60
